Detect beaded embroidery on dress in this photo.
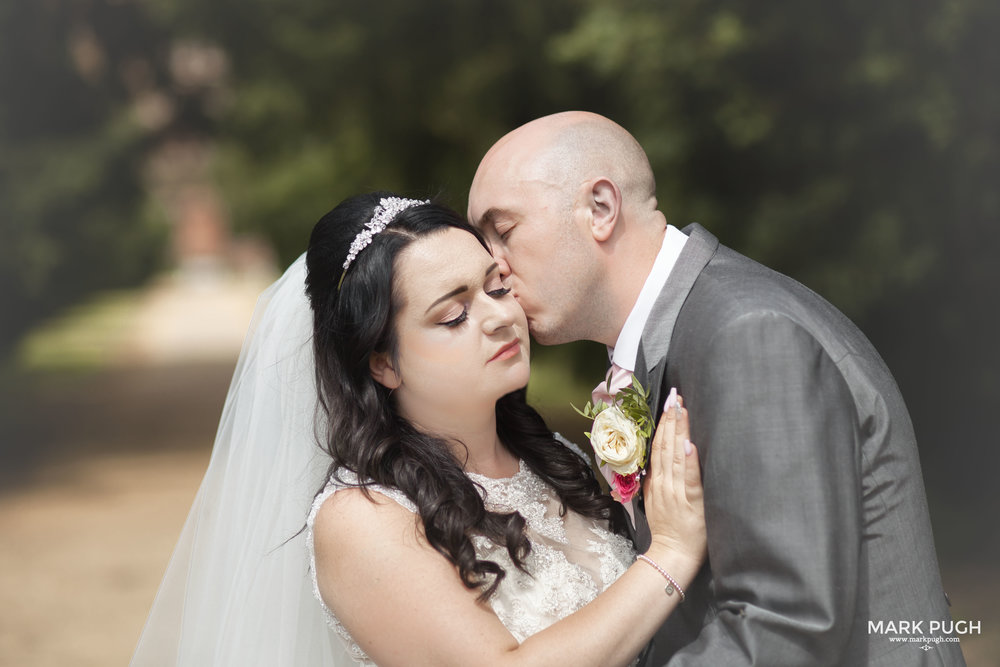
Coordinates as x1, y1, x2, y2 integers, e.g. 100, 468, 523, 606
306, 461, 636, 665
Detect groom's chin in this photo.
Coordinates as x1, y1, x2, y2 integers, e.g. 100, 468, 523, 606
524, 319, 554, 345
528, 325, 577, 347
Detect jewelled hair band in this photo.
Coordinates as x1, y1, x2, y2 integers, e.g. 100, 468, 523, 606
338, 196, 429, 289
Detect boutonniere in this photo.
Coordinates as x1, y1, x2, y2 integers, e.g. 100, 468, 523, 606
574, 375, 653, 504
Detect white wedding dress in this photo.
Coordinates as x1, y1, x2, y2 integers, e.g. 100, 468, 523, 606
307, 458, 636, 665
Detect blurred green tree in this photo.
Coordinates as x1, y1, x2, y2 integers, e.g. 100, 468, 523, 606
151, 0, 605, 262
0, 1, 175, 357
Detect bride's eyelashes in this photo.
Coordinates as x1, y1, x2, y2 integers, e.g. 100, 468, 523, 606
438, 286, 512, 328
485, 270, 511, 296
440, 308, 468, 328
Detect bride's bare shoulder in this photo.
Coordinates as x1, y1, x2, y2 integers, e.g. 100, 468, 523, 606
311, 485, 513, 667
313, 485, 423, 561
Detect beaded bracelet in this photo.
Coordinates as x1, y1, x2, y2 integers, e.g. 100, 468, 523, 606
636, 554, 686, 602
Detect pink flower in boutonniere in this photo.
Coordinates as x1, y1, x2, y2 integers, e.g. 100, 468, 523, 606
611, 471, 642, 504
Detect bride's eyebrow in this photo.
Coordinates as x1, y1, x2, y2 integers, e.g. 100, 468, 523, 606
424, 263, 499, 314
426, 285, 467, 314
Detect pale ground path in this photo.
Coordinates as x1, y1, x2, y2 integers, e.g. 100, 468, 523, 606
121, 263, 277, 366
0, 449, 208, 666
0, 267, 995, 665
0, 266, 269, 666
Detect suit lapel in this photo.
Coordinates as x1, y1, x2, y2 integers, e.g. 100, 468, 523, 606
637, 224, 719, 413
630, 225, 719, 546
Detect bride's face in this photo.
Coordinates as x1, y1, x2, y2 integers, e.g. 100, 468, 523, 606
371, 227, 530, 417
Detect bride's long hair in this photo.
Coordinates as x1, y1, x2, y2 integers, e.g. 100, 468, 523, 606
305, 192, 627, 599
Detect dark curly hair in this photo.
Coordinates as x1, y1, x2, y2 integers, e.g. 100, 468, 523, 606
305, 192, 628, 600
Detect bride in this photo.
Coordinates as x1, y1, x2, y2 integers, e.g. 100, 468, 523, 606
132, 193, 705, 666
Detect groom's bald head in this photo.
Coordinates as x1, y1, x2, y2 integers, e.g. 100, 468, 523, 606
468, 112, 667, 347
469, 111, 658, 223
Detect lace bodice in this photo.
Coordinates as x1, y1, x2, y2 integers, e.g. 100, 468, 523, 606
306, 461, 636, 665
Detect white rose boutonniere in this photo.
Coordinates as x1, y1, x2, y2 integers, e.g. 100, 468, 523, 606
574, 375, 653, 504
590, 407, 644, 475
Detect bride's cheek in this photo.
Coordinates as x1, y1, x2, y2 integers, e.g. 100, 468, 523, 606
408, 332, 466, 368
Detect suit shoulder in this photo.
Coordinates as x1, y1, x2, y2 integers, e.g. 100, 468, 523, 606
687, 246, 833, 318
677, 244, 871, 362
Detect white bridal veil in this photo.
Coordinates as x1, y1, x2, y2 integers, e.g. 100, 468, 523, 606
131, 255, 354, 666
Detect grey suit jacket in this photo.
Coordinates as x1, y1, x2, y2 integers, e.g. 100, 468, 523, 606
630, 225, 964, 666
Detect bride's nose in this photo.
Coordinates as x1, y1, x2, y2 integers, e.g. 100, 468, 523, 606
481, 293, 517, 334
492, 251, 512, 280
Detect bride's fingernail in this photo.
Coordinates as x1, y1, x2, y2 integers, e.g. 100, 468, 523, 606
664, 387, 678, 412
684, 439, 693, 456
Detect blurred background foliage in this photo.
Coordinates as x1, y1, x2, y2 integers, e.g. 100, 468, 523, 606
2, 0, 997, 558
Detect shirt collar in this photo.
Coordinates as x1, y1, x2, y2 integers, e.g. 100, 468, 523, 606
610, 225, 688, 371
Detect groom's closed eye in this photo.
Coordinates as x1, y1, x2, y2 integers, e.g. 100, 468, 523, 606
492, 218, 515, 240
478, 208, 515, 238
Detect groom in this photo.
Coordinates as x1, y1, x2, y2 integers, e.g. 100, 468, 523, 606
468, 112, 965, 666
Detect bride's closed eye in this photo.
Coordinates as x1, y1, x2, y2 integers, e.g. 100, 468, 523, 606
439, 307, 468, 328
439, 284, 510, 328
485, 271, 511, 297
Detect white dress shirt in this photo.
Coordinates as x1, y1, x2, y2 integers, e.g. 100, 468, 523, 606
609, 225, 688, 372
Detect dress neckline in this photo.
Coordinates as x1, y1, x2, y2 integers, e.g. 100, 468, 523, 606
464, 459, 528, 483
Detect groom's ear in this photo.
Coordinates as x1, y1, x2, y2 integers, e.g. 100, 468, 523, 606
369, 352, 402, 390
584, 177, 622, 243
